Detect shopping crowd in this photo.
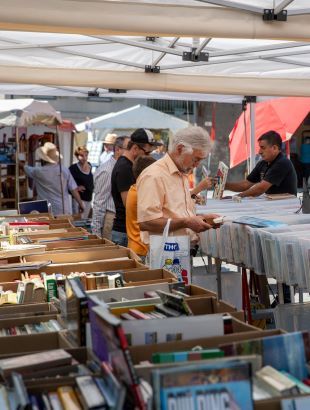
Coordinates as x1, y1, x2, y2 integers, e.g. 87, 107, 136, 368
23, 127, 298, 261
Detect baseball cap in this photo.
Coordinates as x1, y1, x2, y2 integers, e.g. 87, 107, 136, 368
130, 128, 163, 146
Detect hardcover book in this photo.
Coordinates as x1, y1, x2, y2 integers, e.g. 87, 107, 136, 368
152, 360, 253, 410
90, 304, 145, 409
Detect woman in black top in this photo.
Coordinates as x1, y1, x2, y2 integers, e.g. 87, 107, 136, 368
69, 146, 94, 218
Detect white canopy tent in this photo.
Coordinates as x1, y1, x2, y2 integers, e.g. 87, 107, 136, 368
0, 99, 62, 206
0, 1, 309, 99
0, 99, 62, 127
76, 104, 190, 137
0, 1, 310, 170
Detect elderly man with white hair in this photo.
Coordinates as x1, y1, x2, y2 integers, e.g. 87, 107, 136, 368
137, 126, 219, 245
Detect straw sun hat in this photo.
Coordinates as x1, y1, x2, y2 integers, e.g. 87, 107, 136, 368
36, 142, 63, 164
103, 133, 118, 145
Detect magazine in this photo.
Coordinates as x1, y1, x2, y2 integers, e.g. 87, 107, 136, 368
152, 360, 253, 410
213, 161, 229, 199
232, 216, 287, 228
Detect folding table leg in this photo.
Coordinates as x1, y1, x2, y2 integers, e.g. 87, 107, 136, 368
242, 268, 252, 323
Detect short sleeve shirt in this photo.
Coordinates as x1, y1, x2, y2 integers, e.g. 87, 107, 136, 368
24, 163, 77, 215
247, 153, 297, 195
111, 156, 135, 233
137, 154, 196, 243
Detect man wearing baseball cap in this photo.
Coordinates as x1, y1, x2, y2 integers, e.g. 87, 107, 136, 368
111, 128, 162, 246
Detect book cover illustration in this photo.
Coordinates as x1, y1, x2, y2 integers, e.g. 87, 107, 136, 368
221, 332, 308, 381
152, 360, 253, 410
213, 161, 229, 200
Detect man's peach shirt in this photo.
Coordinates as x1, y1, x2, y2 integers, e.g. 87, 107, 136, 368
137, 153, 196, 244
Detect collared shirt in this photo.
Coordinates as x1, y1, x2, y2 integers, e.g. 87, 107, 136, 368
91, 156, 116, 237
99, 150, 113, 165
24, 163, 77, 216
137, 153, 196, 243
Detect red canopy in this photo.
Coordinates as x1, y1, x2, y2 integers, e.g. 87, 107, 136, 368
229, 97, 310, 168
58, 119, 76, 132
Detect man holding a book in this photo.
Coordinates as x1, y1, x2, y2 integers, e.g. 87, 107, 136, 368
137, 126, 219, 245
225, 130, 297, 198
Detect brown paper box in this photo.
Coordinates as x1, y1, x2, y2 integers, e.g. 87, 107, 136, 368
185, 284, 217, 298
129, 321, 284, 364
45, 237, 115, 250
0, 302, 57, 316
0, 312, 58, 328
0, 259, 147, 282
23, 246, 141, 263
186, 296, 244, 321
0, 331, 74, 357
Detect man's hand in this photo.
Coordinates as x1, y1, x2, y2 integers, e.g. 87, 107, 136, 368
185, 215, 213, 233
77, 185, 86, 193
200, 213, 222, 227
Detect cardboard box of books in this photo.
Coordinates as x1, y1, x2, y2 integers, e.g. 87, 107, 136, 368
23, 246, 141, 263
6, 361, 122, 410
0, 330, 74, 357
0, 302, 58, 318
111, 303, 251, 346
45, 237, 115, 250
25, 228, 87, 240
0, 312, 60, 335
122, 268, 177, 284
0, 259, 146, 283
185, 284, 217, 298
129, 327, 284, 364
87, 282, 177, 303
186, 296, 244, 321
26, 259, 147, 277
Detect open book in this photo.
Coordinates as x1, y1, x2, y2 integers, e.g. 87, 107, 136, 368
213, 161, 229, 199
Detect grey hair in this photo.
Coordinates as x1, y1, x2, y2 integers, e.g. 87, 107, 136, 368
169, 126, 212, 154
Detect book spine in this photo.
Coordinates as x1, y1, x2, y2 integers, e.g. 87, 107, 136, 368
57, 386, 82, 410
128, 309, 151, 320
116, 326, 145, 410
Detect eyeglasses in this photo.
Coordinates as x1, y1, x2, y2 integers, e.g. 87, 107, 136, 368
138, 146, 153, 155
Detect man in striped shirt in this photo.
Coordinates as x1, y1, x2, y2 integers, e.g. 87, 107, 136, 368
91, 136, 129, 239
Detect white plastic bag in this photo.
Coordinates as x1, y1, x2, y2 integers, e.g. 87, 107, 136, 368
149, 219, 191, 284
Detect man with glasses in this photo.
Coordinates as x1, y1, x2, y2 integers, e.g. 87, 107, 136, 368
91, 136, 129, 240
111, 128, 162, 246
137, 126, 219, 248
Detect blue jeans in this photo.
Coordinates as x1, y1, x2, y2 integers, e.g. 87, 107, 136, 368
111, 230, 128, 247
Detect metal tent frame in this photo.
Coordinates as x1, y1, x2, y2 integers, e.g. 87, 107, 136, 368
0, 1, 309, 169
